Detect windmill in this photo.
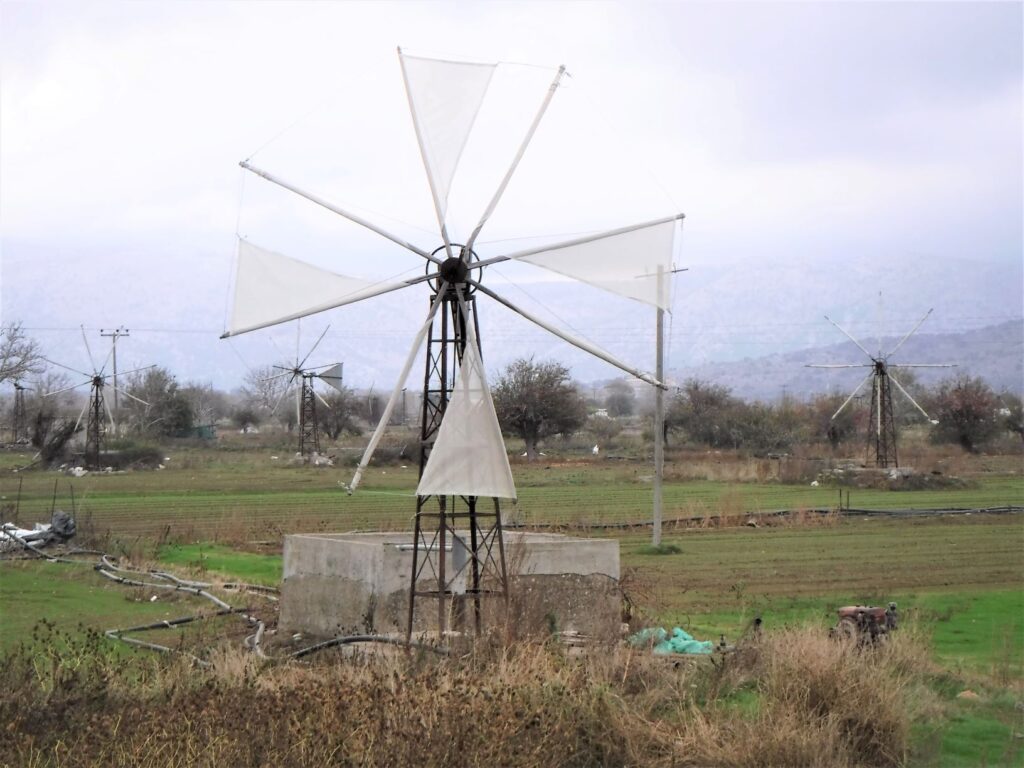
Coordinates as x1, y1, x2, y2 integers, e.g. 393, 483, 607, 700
8, 381, 28, 444
264, 325, 344, 457
222, 49, 681, 639
42, 329, 152, 469
808, 308, 954, 468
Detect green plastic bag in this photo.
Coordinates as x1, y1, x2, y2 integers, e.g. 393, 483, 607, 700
629, 626, 713, 655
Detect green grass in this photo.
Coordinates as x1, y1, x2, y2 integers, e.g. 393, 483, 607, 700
0, 560, 181, 652
157, 543, 281, 586
1, 444, 1019, 539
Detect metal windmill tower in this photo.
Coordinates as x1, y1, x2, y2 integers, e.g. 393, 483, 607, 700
264, 325, 344, 457
223, 49, 680, 639
42, 329, 152, 469
9, 381, 28, 444
808, 309, 954, 468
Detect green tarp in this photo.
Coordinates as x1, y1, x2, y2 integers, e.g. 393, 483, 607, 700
629, 627, 713, 655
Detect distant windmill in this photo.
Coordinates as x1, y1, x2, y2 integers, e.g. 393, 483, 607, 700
9, 381, 28, 444
264, 325, 343, 457
42, 328, 153, 469
808, 309, 955, 468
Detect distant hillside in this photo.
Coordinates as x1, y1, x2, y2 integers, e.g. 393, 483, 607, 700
670, 320, 1023, 401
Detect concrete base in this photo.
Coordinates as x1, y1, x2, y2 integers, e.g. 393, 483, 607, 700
280, 531, 620, 640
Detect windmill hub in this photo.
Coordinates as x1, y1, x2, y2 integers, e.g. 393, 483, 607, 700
430, 243, 478, 293
439, 256, 469, 284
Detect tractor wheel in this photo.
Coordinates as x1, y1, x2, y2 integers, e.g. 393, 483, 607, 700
834, 618, 858, 643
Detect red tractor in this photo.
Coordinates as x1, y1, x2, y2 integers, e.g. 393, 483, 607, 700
832, 602, 898, 645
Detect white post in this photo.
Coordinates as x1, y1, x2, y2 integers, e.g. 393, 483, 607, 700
653, 266, 665, 547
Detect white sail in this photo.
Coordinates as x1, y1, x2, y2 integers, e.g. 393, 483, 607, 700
400, 52, 496, 220
417, 339, 516, 500
317, 363, 344, 392
513, 218, 677, 310
228, 239, 395, 335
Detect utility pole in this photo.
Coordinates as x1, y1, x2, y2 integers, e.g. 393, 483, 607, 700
652, 266, 665, 547
100, 326, 129, 430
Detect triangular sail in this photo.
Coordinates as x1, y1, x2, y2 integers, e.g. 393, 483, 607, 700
513, 218, 677, 310
400, 52, 496, 220
416, 339, 516, 500
318, 363, 344, 392
228, 239, 392, 335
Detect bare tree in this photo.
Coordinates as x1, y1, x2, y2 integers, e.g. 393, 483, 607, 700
0, 323, 42, 384
241, 365, 295, 430
180, 381, 231, 425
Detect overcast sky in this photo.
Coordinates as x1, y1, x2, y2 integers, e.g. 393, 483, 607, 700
1, 1, 1021, 390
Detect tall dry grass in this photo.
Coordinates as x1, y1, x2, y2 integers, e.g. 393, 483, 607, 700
1, 621, 935, 768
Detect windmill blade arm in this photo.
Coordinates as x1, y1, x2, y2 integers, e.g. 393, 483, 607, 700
260, 371, 294, 382
239, 161, 439, 265
73, 398, 90, 432
41, 381, 89, 398
80, 326, 99, 373
474, 214, 685, 270
464, 65, 567, 253
889, 373, 933, 421
349, 282, 448, 494
268, 381, 294, 416
41, 357, 92, 378
824, 315, 874, 360
887, 308, 932, 358
472, 281, 665, 389
297, 325, 331, 370
221, 272, 436, 338
114, 364, 156, 380
314, 391, 332, 409
103, 394, 117, 430
889, 363, 958, 368
830, 370, 874, 420
805, 364, 872, 369
110, 385, 150, 407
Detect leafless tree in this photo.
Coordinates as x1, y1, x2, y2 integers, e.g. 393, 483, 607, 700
0, 323, 42, 385
241, 365, 296, 430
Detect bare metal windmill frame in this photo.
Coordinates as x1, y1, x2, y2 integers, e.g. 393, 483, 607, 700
9, 381, 28, 444
808, 309, 954, 468
42, 329, 153, 469
262, 325, 344, 457
223, 49, 679, 640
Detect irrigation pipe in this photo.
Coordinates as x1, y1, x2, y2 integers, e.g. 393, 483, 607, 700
3, 534, 446, 664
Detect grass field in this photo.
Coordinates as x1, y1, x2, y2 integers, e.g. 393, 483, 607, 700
1, 442, 1021, 765
1, 443, 1020, 539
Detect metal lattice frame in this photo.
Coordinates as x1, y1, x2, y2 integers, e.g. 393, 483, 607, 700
407, 286, 508, 640
11, 384, 27, 444
298, 375, 321, 456
85, 378, 106, 470
868, 363, 899, 468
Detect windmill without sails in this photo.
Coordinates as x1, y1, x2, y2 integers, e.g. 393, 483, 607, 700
808, 309, 954, 468
263, 325, 344, 457
42, 328, 152, 469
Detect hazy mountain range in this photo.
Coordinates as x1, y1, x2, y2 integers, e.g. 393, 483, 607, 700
2, 242, 1020, 401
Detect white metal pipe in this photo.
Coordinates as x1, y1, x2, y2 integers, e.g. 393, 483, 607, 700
464, 65, 567, 253
472, 281, 665, 389
348, 282, 450, 494
473, 214, 685, 271
239, 160, 439, 264
221, 272, 436, 338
